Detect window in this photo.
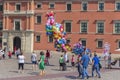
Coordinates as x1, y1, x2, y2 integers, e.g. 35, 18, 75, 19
48, 35, 53, 42
36, 3, 42, 8
36, 15, 41, 24
49, 3, 54, 8
66, 3, 71, 11
98, 2, 104, 11
80, 21, 87, 33
97, 40, 103, 48
118, 40, 120, 48
0, 20, 3, 30
116, 2, 120, 11
65, 21, 72, 32
16, 3, 21, 11
36, 35, 40, 42
14, 19, 20, 31
97, 22, 104, 34
66, 39, 71, 44
114, 22, 120, 34
82, 2, 87, 11
0, 4, 3, 11
81, 39, 86, 47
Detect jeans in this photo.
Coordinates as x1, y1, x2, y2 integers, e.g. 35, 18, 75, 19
78, 65, 82, 77
92, 64, 101, 77
82, 66, 89, 79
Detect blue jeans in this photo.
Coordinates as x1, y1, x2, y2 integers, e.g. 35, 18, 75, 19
82, 66, 89, 79
92, 64, 101, 77
78, 64, 82, 77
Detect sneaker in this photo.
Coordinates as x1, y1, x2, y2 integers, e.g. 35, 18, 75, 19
87, 76, 89, 79
76, 76, 81, 78
98, 76, 101, 78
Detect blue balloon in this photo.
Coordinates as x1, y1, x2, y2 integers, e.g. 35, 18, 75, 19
46, 32, 53, 35
55, 23, 61, 28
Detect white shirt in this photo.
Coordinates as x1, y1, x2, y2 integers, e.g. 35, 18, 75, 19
18, 55, 25, 63
31, 53, 37, 61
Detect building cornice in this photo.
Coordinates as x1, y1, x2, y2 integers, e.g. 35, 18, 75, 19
0, 0, 117, 2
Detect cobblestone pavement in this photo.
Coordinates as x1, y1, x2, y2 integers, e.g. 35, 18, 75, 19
0, 51, 120, 80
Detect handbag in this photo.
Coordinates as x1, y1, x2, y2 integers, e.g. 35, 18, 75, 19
67, 59, 69, 63
99, 62, 102, 69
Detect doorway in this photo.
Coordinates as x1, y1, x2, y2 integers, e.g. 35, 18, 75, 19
13, 37, 21, 51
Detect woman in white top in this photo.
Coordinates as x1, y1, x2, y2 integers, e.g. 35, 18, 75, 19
18, 52, 25, 73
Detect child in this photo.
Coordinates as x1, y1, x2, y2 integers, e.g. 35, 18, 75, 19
59, 55, 64, 70
8, 51, 12, 59
71, 55, 75, 70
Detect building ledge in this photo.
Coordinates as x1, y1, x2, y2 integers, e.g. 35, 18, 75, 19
3, 10, 34, 15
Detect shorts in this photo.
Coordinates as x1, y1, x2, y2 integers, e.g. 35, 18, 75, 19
32, 61, 37, 64
71, 62, 75, 66
18, 63, 24, 70
60, 63, 63, 66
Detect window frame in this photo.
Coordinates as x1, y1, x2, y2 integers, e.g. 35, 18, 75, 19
15, 3, 21, 11
66, 2, 72, 11
64, 21, 72, 33
66, 38, 71, 44
81, 1, 88, 11
35, 15, 42, 24
96, 21, 104, 34
113, 20, 120, 34
98, 1, 104, 11
80, 21, 88, 33
36, 35, 40, 42
49, 2, 55, 9
80, 39, 86, 47
115, 1, 120, 11
48, 35, 53, 43
97, 39, 103, 48
36, 3, 42, 9
117, 40, 120, 48
14, 19, 21, 31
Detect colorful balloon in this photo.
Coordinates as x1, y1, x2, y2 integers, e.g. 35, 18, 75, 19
45, 11, 71, 52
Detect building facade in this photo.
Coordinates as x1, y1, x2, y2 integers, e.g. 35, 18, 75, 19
0, 0, 120, 53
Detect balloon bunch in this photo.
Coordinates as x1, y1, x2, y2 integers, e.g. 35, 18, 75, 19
72, 42, 84, 55
46, 11, 71, 51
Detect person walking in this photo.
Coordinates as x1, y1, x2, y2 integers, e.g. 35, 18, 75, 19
81, 52, 90, 79
108, 52, 112, 69
16, 48, 21, 59
2, 49, 5, 59
63, 51, 68, 71
59, 55, 64, 70
71, 55, 75, 70
8, 51, 12, 59
31, 52, 37, 71
45, 50, 50, 65
39, 51, 45, 76
76, 55, 82, 78
18, 52, 25, 73
92, 53, 101, 78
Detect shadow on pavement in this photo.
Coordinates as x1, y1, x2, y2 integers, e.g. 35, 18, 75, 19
45, 64, 55, 66
27, 72, 39, 75
9, 71, 18, 73
65, 75, 77, 79
51, 69, 61, 71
